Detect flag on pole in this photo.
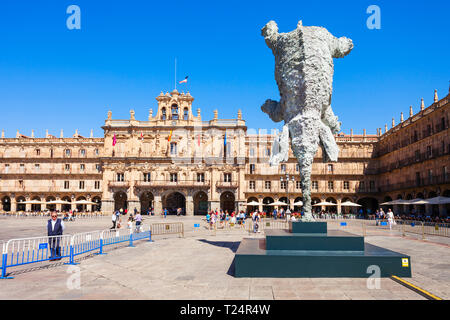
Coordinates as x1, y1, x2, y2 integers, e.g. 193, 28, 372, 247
168, 130, 173, 142
179, 76, 188, 84
141, 132, 144, 141
224, 133, 227, 146
112, 134, 117, 146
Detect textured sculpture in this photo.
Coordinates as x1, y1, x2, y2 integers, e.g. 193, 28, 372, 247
261, 20, 353, 221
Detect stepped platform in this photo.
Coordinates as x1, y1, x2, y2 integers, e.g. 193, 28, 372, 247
234, 222, 411, 278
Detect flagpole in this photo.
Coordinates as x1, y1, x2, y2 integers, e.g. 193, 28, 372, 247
175, 58, 177, 91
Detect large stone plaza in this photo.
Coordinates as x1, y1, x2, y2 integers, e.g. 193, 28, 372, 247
0, 215, 448, 300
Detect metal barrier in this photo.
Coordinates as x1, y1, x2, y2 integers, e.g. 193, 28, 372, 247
150, 222, 184, 237
1, 225, 152, 279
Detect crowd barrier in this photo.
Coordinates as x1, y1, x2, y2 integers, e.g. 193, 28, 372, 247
150, 222, 184, 237
1, 225, 152, 279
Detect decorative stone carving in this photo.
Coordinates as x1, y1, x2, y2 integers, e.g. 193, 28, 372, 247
260, 20, 353, 221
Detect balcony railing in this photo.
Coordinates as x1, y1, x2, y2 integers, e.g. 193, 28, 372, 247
135, 180, 210, 187
215, 181, 239, 188
108, 181, 130, 188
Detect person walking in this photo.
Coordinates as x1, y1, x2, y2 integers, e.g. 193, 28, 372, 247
111, 211, 118, 229
135, 211, 142, 232
47, 212, 65, 261
163, 208, 168, 219
387, 208, 396, 230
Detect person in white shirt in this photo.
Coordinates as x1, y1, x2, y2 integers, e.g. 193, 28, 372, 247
387, 208, 395, 230
111, 212, 117, 229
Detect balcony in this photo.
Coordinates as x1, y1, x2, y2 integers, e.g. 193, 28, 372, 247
108, 181, 130, 188
135, 180, 210, 188
216, 181, 238, 188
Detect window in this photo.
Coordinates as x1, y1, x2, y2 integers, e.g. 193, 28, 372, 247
96, 164, 101, 172
35, 164, 40, 172
117, 173, 124, 182
170, 142, 177, 155
280, 164, 286, 172
65, 149, 71, 157
50, 149, 53, 158
443, 166, 448, 180
95, 149, 99, 156
18, 180, 23, 188
5, 164, 9, 173
415, 150, 420, 161
79, 181, 85, 190
415, 172, 421, 185
343, 181, 350, 190
265, 181, 271, 189
249, 181, 255, 189
296, 164, 299, 172
197, 173, 205, 182
95, 181, 101, 189
183, 108, 189, 120
143, 173, 151, 182
225, 142, 231, 157
80, 149, 86, 157
327, 164, 334, 173
359, 181, 365, 190
369, 180, 375, 190
65, 164, 70, 171
249, 164, 255, 174
224, 173, 232, 182
19, 164, 25, 173
312, 181, 318, 190
161, 107, 167, 120
427, 146, 432, 158
170, 173, 178, 182
427, 124, 431, 136
296, 181, 301, 189
171, 105, 179, 120
266, 148, 271, 156
328, 181, 334, 190
280, 181, 287, 189
249, 148, 255, 157
64, 181, 70, 189
36, 149, 40, 156
80, 164, 85, 172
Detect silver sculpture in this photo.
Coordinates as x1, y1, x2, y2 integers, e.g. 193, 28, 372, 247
261, 20, 353, 221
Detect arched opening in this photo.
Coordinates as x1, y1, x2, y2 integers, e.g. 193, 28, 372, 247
140, 192, 154, 214
220, 192, 235, 214
279, 197, 288, 211
46, 196, 56, 211
62, 196, 71, 212
357, 197, 379, 217
92, 197, 101, 212
161, 107, 167, 120
341, 197, 353, 214
183, 107, 189, 120
443, 190, 450, 217
76, 196, 87, 212
194, 191, 208, 215
1, 196, 11, 212
246, 197, 259, 214
163, 192, 186, 215
312, 197, 321, 213
415, 193, 425, 215
171, 104, 179, 120
427, 191, 439, 217
16, 196, 26, 211
326, 197, 337, 213
31, 196, 42, 212
381, 196, 393, 212
114, 191, 128, 212
262, 197, 274, 214
406, 194, 413, 214
293, 197, 303, 213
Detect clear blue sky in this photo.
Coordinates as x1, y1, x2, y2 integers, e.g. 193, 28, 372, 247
0, 0, 449, 138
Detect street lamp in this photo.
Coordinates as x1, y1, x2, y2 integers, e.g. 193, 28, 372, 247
280, 173, 295, 213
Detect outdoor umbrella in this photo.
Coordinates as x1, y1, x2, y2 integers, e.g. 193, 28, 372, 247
18, 200, 46, 204
312, 201, 337, 206
293, 201, 303, 206
380, 199, 410, 205
268, 201, 288, 206
405, 198, 428, 205
425, 196, 450, 205
246, 201, 261, 206
340, 201, 362, 207
73, 200, 97, 205
46, 200, 71, 205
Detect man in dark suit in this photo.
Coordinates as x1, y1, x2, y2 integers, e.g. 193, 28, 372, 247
47, 212, 65, 261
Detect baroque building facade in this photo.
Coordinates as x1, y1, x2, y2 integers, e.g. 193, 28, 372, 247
0, 88, 448, 216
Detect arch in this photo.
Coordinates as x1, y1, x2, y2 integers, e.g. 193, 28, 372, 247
325, 197, 337, 213
246, 197, 259, 214
357, 197, 379, 216
396, 194, 403, 200
1, 196, 11, 212
183, 107, 189, 120
443, 190, 450, 217
140, 192, 154, 214
161, 107, 167, 120
171, 104, 179, 120
92, 196, 101, 212
46, 196, 56, 211
311, 197, 321, 213
220, 191, 235, 214
293, 196, 303, 213
262, 197, 274, 214
279, 196, 288, 211
16, 196, 26, 211
114, 191, 128, 212
427, 191, 439, 217
76, 196, 87, 212
62, 196, 72, 212
194, 191, 208, 216
163, 192, 185, 215
31, 196, 41, 212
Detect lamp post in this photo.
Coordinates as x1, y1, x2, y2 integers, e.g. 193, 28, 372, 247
280, 173, 295, 214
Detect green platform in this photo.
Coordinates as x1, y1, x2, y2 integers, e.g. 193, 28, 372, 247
234, 222, 411, 278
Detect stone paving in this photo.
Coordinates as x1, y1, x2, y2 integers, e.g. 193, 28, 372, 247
0, 216, 448, 300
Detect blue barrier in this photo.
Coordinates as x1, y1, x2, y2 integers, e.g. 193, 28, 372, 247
1, 225, 152, 280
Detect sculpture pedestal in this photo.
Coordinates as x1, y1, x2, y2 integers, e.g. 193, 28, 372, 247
234, 222, 411, 278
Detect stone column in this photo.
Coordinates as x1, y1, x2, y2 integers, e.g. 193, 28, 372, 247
102, 200, 114, 215
127, 200, 140, 214
186, 195, 194, 216
337, 198, 342, 214
25, 203, 31, 212
11, 197, 16, 213
154, 195, 162, 215
210, 200, 220, 212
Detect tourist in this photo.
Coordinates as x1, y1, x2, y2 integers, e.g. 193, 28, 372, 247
135, 211, 142, 232
387, 208, 396, 230
163, 208, 168, 219
273, 208, 277, 220
47, 212, 65, 261
110, 211, 117, 229
375, 209, 380, 226
127, 216, 133, 229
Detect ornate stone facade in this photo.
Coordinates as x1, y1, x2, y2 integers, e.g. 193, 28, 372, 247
0, 89, 448, 216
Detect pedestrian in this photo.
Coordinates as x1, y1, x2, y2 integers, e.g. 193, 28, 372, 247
164, 208, 168, 219
110, 211, 117, 229
387, 208, 396, 230
127, 216, 133, 229
47, 212, 65, 261
135, 211, 142, 232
